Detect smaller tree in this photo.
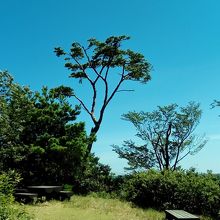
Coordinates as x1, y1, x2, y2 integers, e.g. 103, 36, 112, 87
113, 102, 207, 171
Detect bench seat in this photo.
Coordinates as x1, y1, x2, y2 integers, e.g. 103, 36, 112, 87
165, 210, 200, 220
14, 192, 38, 203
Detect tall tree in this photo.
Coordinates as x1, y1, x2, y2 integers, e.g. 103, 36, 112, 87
113, 102, 207, 171
54, 35, 151, 153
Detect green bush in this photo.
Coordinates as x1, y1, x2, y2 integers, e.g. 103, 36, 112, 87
0, 171, 31, 220
122, 169, 220, 217
72, 155, 116, 195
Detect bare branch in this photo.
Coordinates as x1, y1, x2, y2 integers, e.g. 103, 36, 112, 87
152, 141, 163, 171
116, 89, 134, 92
70, 49, 100, 117
73, 94, 97, 124
106, 65, 125, 106
173, 150, 191, 168
95, 64, 125, 128
104, 56, 114, 80
82, 46, 91, 63
91, 65, 105, 81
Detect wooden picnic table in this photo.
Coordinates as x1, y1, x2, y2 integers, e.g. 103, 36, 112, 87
14, 185, 73, 202
27, 185, 63, 199
27, 185, 63, 193
165, 210, 200, 220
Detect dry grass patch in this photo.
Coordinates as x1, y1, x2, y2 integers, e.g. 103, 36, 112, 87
26, 195, 164, 220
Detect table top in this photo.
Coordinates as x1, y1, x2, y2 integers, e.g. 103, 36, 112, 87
27, 185, 62, 189
27, 185, 63, 193
165, 210, 199, 219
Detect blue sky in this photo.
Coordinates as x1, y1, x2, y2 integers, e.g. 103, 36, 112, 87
1, 0, 220, 174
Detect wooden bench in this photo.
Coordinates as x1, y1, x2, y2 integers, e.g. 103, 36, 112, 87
165, 210, 200, 220
57, 191, 73, 201
14, 188, 29, 193
14, 192, 38, 204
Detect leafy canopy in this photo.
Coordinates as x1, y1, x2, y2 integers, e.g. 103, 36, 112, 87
54, 35, 152, 153
55, 35, 151, 83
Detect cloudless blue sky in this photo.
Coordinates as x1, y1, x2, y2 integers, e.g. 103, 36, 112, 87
1, 0, 220, 174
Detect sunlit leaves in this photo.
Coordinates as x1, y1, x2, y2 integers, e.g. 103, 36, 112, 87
54, 47, 66, 57
124, 50, 151, 83
113, 140, 156, 171
55, 35, 151, 82
70, 42, 84, 59
51, 85, 74, 98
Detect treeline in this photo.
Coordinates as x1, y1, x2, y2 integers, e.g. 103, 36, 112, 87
0, 71, 220, 219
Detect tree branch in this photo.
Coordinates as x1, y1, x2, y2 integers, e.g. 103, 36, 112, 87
151, 136, 163, 171
116, 89, 134, 92
82, 46, 91, 63
172, 133, 192, 170
71, 49, 100, 120
172, 149, 191, 169
106, 65, 125, 106
73, 94, 97, 124
95, 64, 125, 128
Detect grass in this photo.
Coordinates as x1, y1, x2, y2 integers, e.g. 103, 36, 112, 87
23, 195, 214, 220
25, 195, 164, 220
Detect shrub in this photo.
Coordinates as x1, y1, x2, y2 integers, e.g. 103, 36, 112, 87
0, 170, 31, 220
73, 155, 116, 195
122, 169, 220, 217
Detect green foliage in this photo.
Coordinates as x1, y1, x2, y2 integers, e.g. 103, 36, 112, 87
0, 170, 20, 197
114, 102, 207, 171
0, 71, 90, 185
73, 155, 116, 195
113, 140, 155, 171
0, 71, 34, 170
20, 88, 90, 185
54, 35, 151, 83
0, 171, 31, 220
122, 169, 220, 217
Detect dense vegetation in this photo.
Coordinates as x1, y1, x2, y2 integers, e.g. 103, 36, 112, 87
121, 169, 220, 217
